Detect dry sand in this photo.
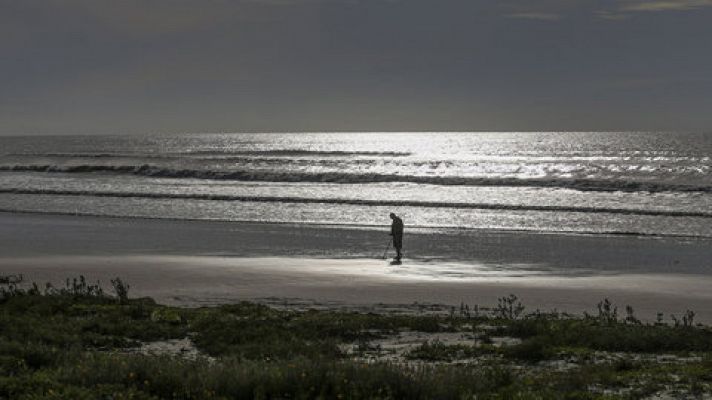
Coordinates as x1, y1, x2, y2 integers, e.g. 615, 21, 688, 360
3, 255, 712, 323
1, 212, 712, 322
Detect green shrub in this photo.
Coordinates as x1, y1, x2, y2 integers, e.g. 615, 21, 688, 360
502, 338, 553, 362
406, 340, 495, 362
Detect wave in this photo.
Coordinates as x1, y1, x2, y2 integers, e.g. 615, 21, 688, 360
2, 164, 711, 193
6, 153, 125, 158
1, 164, 145, 173
180, 149, 413, 157
8, 150, 412, 158
1, 188, 710, 218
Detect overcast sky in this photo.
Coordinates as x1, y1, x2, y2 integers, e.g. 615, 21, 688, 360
2, 0, 711, 135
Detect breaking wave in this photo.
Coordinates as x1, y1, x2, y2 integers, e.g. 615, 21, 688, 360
1, 188, 710, 218
2, 164, 711, 193
1, 164, 711, 193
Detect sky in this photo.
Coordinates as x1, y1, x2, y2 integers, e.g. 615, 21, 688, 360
1, 0, 712, 135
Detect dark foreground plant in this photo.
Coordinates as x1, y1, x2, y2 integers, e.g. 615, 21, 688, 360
111, 277, 130, 304
2, 278, 712, 398
0, 349, 526, 400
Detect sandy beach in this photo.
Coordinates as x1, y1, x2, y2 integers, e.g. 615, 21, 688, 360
2, 211, 712, 321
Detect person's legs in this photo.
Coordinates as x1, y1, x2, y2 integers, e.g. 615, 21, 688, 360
393, 236, 403, 260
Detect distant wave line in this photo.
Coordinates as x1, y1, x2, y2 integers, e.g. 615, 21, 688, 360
181, 149, 413, 157
8, 152, 710, 164
1, 188, 710, 218
6, 150, 413, 158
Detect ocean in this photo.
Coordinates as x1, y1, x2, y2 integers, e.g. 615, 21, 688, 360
0, 132, 710, 238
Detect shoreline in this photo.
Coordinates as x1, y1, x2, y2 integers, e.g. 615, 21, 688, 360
2, 208, 712, 241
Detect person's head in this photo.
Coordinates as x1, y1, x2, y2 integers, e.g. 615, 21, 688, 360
389, 212, 396, 219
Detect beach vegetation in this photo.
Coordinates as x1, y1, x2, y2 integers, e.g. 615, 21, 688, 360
2, 275, 712, 398
110, 277, 130, 305
493, 294, 525, 320
405, 340, 495, 362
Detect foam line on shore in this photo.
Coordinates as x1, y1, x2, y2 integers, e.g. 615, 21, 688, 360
1, 188, 710, 219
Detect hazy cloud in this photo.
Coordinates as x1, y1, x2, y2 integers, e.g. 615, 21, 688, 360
506, 12, 562, 21
619, 0, 712, 12
500, 0, 712, 21
499, 0, 585, 21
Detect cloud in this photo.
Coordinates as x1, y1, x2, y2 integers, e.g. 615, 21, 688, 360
499, 0, 712, 21
499, 0, 597, 22
591, 0, 712, 20
619, 0, 712, 12
506, 12, 562, 21
594, 10, 629, 20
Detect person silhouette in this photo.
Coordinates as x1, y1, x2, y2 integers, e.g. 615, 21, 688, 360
389, 213, 404, 261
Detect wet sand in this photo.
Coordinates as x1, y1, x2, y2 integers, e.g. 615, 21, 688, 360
1, 212, 711, 322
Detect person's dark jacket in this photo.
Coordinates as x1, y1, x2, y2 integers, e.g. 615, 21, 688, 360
391, 216, 403, 243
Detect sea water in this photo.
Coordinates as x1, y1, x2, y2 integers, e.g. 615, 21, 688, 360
0, 132, 710, 238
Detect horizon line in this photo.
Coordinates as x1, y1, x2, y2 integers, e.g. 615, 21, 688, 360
2, 130, 710, 137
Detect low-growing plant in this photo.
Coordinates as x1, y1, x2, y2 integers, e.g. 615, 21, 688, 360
405, 340, 494, 362
0, 274, 24, 300
502, 337, 554, 362
110, 277, 130, 304
596, 298, 618, 325
625, 305, 641, 325
683, 310, 696, 327
494, 294, 525, 320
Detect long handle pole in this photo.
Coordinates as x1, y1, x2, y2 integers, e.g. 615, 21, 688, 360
381, 238, 392, 259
